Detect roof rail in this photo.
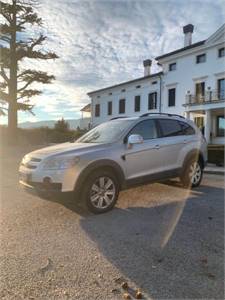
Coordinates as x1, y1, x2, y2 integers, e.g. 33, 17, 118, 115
140, 113, 185, 119
110, 116, 129, 121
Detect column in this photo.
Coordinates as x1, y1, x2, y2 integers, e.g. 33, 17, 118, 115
204, 110, 211, 143
185, 111, 190, 119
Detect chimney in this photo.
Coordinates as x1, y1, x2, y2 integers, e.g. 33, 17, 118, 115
143, 59, 152, 76
183, 24, 194, 47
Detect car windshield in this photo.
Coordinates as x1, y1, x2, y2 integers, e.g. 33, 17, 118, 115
77, 119, 133, 143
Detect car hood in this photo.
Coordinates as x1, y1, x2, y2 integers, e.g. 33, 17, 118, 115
27, 142, 110, 159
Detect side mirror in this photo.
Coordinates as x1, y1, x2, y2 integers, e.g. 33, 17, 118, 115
127, 134, 143, 147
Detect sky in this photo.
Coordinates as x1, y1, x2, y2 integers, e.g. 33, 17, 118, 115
1, 0, 225, 124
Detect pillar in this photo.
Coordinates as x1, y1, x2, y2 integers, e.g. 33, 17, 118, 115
204, 110, 211, 143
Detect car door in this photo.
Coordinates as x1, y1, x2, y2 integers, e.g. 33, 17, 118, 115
124, 119, 165, 180
156, 118, 187, 171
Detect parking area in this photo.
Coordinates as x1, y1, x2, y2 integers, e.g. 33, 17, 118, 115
0, 146, 224, 299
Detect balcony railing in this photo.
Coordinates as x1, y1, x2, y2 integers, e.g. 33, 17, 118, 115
185, 90, 225, 106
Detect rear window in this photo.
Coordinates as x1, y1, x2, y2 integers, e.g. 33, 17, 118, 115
158, 119, 183, 137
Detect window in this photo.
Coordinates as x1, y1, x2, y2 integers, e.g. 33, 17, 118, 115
169, 63, 176, 71
195, 82, 205, 102
152, 81, 157, 85
196, 53, 206, 63
218, 78, 225, 100
218, 47, 225, 58
108, 101, 112, 115
216, 116, 225, 137
77, 119, 134, 144
148, 92, 157, 110
129, 120, 157, 140
134, 96, 141, 112
136, 85, 141, 89
159, 119, 183, 137
179, 121, 195, 135
95, 104, 100, 117
119, 99, 126, 114
168, 88, 176, 107
121, 89, 126, 92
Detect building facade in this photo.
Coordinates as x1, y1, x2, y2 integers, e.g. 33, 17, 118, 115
88, 24, 225, 144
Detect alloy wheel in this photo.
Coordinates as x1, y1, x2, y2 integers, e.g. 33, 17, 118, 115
90, 176, 116, 209
189, 162, 202, 185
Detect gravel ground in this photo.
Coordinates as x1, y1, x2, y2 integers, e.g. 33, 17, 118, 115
0, 146, 224, 300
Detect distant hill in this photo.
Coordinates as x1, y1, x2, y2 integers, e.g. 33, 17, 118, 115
19, 119, 81, 129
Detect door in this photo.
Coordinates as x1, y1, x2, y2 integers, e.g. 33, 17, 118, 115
195, 82, 205, 103
124, 119, 164, 180
156, 119, 188, 171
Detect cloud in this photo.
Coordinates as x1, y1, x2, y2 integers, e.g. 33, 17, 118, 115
2, 0, 224, 123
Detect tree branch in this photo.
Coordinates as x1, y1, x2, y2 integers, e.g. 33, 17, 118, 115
0, 66, 9, 83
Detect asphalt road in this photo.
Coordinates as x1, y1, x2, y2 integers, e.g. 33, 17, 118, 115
0, 146, 224, 299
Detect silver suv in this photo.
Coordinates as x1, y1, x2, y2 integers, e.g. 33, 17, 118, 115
19, 114, 207, 214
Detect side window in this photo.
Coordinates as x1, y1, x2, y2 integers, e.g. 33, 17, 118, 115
129, 120, 157, 140
179, 122, 195, 135
159, 119, 183, 137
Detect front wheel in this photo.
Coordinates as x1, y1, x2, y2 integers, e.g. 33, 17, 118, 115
81, 170, 120, 214
180, 159, 203, 188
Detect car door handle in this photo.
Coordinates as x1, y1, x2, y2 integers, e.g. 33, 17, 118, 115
154, 144, 160, 149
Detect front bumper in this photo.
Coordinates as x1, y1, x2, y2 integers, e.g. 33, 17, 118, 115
19, 179, 62, 196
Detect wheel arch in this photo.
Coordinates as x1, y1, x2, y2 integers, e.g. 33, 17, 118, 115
182, 149, 205, 172
74, 159, 125, 193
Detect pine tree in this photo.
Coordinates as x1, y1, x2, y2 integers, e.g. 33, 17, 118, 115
0, 0, 58, 142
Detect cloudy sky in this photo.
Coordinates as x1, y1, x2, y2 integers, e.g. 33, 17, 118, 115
1, 0, 225, 124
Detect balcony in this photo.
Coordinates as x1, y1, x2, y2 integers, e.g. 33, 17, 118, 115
185, 90, 225, 106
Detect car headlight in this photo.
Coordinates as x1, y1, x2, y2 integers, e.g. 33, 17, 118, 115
42, 156, 80, 170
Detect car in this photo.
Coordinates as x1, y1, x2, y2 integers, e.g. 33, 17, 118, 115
19, 113, 207, 214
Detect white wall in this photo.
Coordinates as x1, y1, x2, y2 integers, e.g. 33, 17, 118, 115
90, 76, 161, 126
160, 44, 225, 115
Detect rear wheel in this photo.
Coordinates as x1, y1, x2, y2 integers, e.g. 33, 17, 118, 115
181, 159, 203, 188
81, 170, 120, 214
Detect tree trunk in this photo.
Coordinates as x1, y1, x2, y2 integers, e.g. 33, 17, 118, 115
8, 0, 18, 144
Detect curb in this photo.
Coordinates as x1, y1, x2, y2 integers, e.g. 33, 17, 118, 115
204, 169, 225, 175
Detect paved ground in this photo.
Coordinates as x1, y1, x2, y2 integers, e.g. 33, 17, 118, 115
0, 146, 224, 299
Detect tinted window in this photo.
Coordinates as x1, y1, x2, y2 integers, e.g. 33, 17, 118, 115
134, 96, 141, 112
159, 119, 183, 137
108, 101, 112, 115
168, 88, 176, 107
179, 122, 195, 135
129, 120, 157, 140
95, 104, 100, 117
119, 99, 125, 114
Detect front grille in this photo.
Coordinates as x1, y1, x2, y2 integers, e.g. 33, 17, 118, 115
26, 164, 37, 169
30, 157, 42, 162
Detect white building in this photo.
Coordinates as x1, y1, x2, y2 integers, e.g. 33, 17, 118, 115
88, 23, 225, 145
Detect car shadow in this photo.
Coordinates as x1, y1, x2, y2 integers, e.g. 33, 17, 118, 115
78, 185, 224, 299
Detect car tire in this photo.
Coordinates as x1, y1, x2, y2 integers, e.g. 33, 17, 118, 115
180, 158, 203, 188
81, 169, 120, 214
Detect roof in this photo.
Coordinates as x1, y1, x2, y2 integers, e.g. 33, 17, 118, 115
155, 40, 206, 60
80, 103, 91, 112
87, 71, 163, 96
